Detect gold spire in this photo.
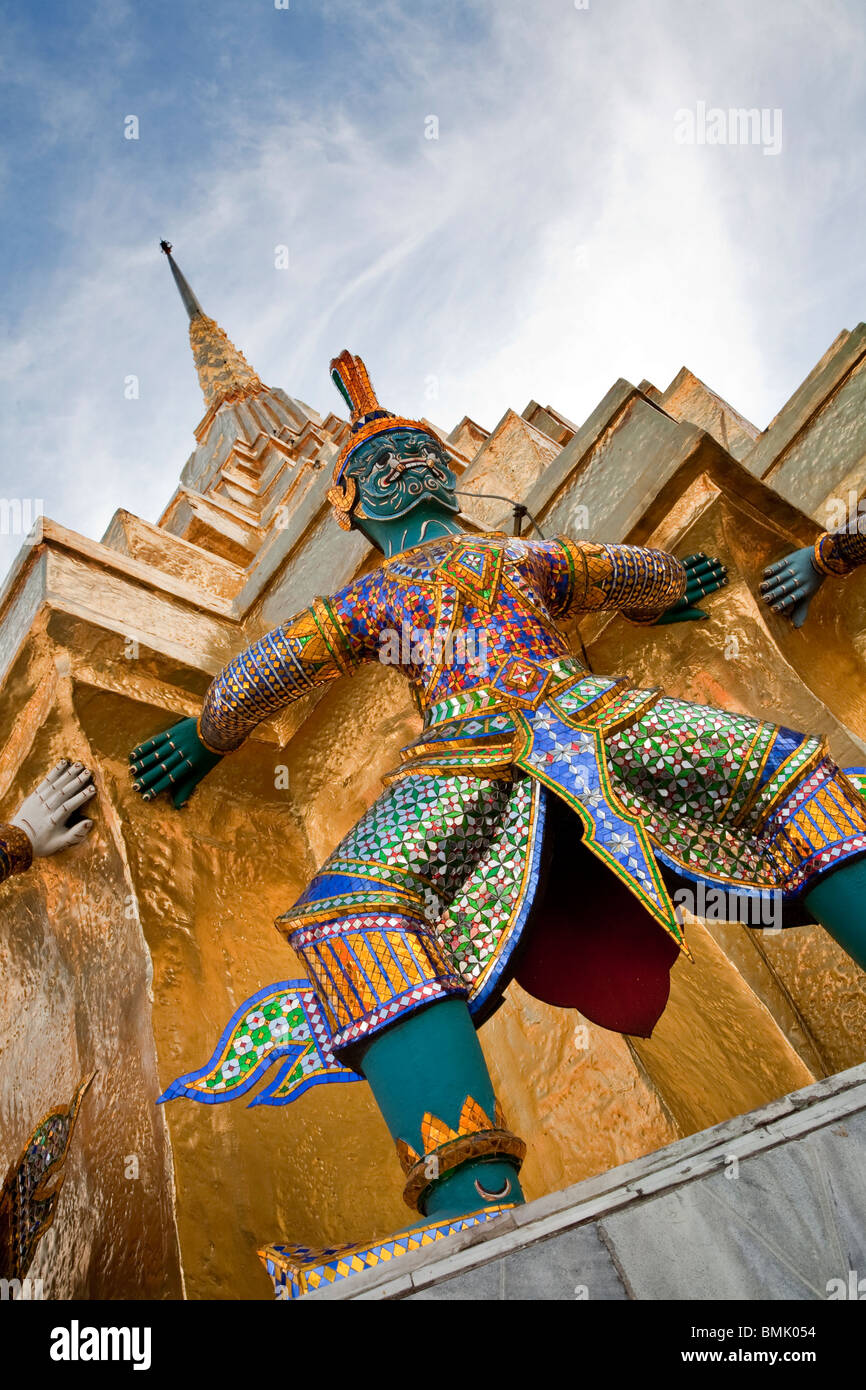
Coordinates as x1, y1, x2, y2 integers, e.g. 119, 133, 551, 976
160, 241, 266, 412
188, 314, 265, 412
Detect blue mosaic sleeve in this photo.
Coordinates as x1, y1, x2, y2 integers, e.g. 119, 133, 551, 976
199, 576, 384, 753
525, 538, 581, 616
535, 537, 686, 621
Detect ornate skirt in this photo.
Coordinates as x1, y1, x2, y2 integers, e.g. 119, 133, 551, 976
604, 697, 866, 898
276, 773, 546, 1053
162, 684, 866, 1110
275, 681, 866, 1057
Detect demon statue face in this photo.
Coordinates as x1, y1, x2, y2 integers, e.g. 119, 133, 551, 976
341, 427, 459, 524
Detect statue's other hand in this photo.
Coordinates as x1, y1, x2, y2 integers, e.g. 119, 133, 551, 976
12, 760, 96, 856
129, 717, 222, 809
759, 546, 825, 629
654, 553, 728, 625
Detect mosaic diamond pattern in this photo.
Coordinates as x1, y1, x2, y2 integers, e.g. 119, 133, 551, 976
282, 772, 544, 1022
517, 702, 679, 940
261, 1205, 515, 1299
603, 696, 861, 894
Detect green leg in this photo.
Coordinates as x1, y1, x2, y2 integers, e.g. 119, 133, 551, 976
804, 857, 866, 971
358, 998, 525, 1222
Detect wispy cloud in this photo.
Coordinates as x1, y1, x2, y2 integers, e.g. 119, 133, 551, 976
0, 0, 863, 577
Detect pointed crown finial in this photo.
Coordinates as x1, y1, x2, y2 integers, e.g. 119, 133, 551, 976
329, 349, 439, 483
330, 351, 391, 425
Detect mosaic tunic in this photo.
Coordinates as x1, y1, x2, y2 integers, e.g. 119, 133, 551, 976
196, 532, 866, 1056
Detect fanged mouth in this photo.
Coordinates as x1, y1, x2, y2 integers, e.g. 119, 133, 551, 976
377, 455, 448, 488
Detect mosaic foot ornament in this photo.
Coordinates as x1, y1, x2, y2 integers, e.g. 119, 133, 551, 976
158, 982, 362, 1106
134, 349, 866, 1298
167, 994, 524, 1298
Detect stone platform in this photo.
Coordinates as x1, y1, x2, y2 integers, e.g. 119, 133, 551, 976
306, 1063, 866, 1300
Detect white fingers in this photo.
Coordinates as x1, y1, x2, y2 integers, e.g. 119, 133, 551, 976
35, 759, 73, 798
49, 784, 97, 825
56, 820, 93, 851
12, 761, 96, 858
42, 767, 93, 812
57, 764, 91, 795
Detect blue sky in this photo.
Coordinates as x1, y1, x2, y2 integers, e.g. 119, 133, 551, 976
0, 0, 864, 576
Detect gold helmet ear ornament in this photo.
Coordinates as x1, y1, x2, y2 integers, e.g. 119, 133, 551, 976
326, 475, 359, 531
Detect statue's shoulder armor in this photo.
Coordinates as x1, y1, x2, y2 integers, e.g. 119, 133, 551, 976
384, 535, 456, 582
380, 534, 543, 611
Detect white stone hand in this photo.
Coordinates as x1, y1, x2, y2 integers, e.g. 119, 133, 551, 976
11, 760, 96, 857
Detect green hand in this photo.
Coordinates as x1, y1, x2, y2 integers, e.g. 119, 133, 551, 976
129, 717, 222, 809
653, 553, 728, 625
759, 546, 825, 629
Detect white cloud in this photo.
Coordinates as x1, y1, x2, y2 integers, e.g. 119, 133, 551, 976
1, 0, 863, 577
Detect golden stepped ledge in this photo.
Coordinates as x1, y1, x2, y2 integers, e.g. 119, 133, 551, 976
304, 1063, 866, 1300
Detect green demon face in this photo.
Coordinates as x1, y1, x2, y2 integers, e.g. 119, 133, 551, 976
342, 428, 459, 523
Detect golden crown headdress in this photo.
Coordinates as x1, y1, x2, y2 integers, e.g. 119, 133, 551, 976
326, 350, 442, 530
